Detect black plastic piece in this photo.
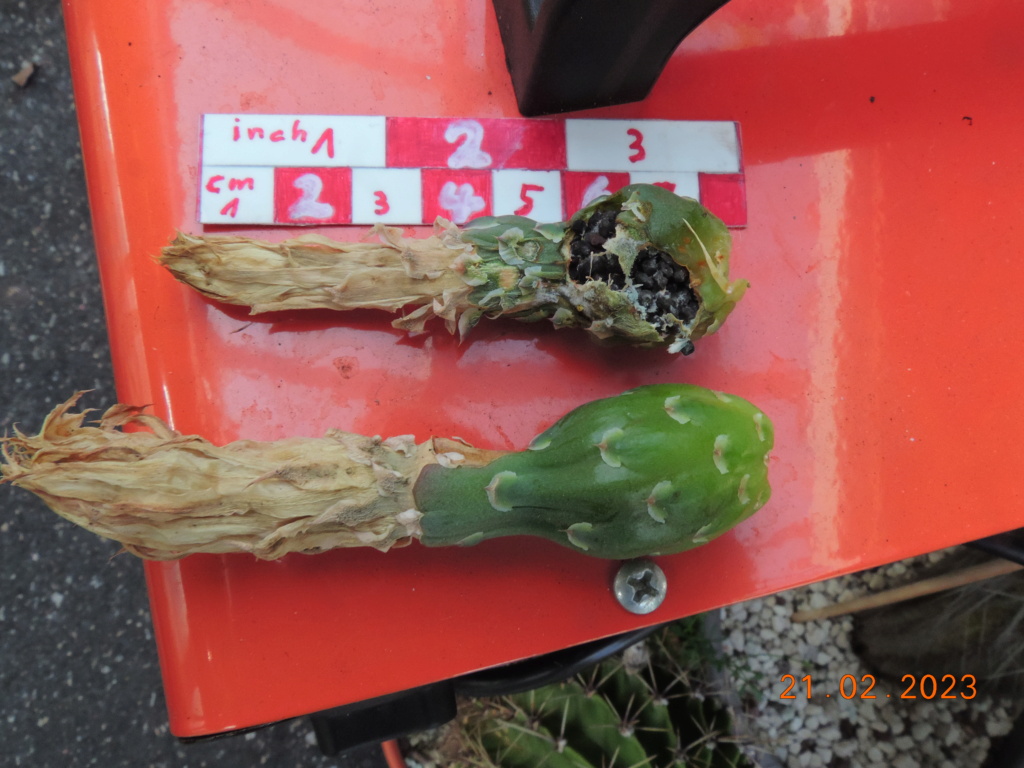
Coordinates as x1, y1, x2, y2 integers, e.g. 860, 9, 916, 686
491, 0, 733, 116
968, 528, 1024, 566
310, 680, 457, 757
309, 623, 667, 756
455, 622, 668, 698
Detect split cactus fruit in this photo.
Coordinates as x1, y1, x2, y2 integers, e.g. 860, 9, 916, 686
0, 384, 772, 561
448, 620, 752, 768
161, 185, 748, 354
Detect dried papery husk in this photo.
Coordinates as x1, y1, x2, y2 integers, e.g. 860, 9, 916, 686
161, 224, 472, 326
0, 393, 500, 560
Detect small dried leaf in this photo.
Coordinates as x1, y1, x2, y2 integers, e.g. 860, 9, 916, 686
11, 62, 35, 88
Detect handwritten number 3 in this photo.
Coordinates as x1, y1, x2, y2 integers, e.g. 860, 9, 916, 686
627, 128, 646, 163
374, 190, 390, 216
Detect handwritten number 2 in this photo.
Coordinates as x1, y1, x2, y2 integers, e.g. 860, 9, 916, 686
288, 173, 334, 220
446, 119, 492, 169
627, 128, 646, 163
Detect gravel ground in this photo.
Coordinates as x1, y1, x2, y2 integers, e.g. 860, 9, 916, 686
399, 553, 1023, 768
0, 2, 383, 765
719, 552, 1019, 768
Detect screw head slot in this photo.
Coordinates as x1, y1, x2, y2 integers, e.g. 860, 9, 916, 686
613, 559, 667, 614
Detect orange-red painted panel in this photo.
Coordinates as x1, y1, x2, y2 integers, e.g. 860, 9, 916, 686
62, 0, 1024, 737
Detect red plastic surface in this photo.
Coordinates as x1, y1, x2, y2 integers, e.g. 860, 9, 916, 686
63, 0, 1024, 737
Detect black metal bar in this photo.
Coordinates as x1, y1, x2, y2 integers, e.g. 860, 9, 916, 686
968, 529, 1024, 566
491, 0, 733, 116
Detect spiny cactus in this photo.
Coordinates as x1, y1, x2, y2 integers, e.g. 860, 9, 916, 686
160, 185, 748, 354
1, 384, 772, 561
442, 620, 753, 768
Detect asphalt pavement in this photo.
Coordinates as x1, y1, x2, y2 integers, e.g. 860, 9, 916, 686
0, 3, 387, 766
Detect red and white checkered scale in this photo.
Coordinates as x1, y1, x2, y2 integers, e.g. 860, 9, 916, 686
198, 115, 746, 227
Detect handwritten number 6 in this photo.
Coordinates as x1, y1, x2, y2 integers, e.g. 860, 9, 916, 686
627, 128, 646, 163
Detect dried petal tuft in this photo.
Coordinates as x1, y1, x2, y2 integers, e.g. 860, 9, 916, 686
0, 394, 485, 560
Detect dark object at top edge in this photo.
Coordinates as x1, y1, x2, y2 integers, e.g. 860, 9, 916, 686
491, 0, 733, 116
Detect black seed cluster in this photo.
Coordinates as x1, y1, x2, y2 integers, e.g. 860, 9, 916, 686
631, 248, 700, 329
567, 208, 626, 289
566, 207, 701, 338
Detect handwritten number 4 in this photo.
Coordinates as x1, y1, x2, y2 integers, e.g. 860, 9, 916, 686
627, 128, 646, 163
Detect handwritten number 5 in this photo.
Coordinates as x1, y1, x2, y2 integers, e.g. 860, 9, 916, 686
515, 183, 545, 216
627, 128, 646, 163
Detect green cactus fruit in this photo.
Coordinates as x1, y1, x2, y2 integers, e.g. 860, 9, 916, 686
161, 184, 748, 354
414, 383, 773, 560
3, 385, 771, 560
554, 184, 747, 353
421, 184, 749, 353
454, 619, 752, 768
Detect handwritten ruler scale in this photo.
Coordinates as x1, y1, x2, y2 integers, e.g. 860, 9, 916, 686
198, 115, 746, 227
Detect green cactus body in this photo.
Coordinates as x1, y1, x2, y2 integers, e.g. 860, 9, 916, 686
461, 620, 752, 768
477, 714, 593, 768
456, 185, 748, 353
413, 384, 773, 559
455, 215, 567, 335
480, 676, 651, 768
